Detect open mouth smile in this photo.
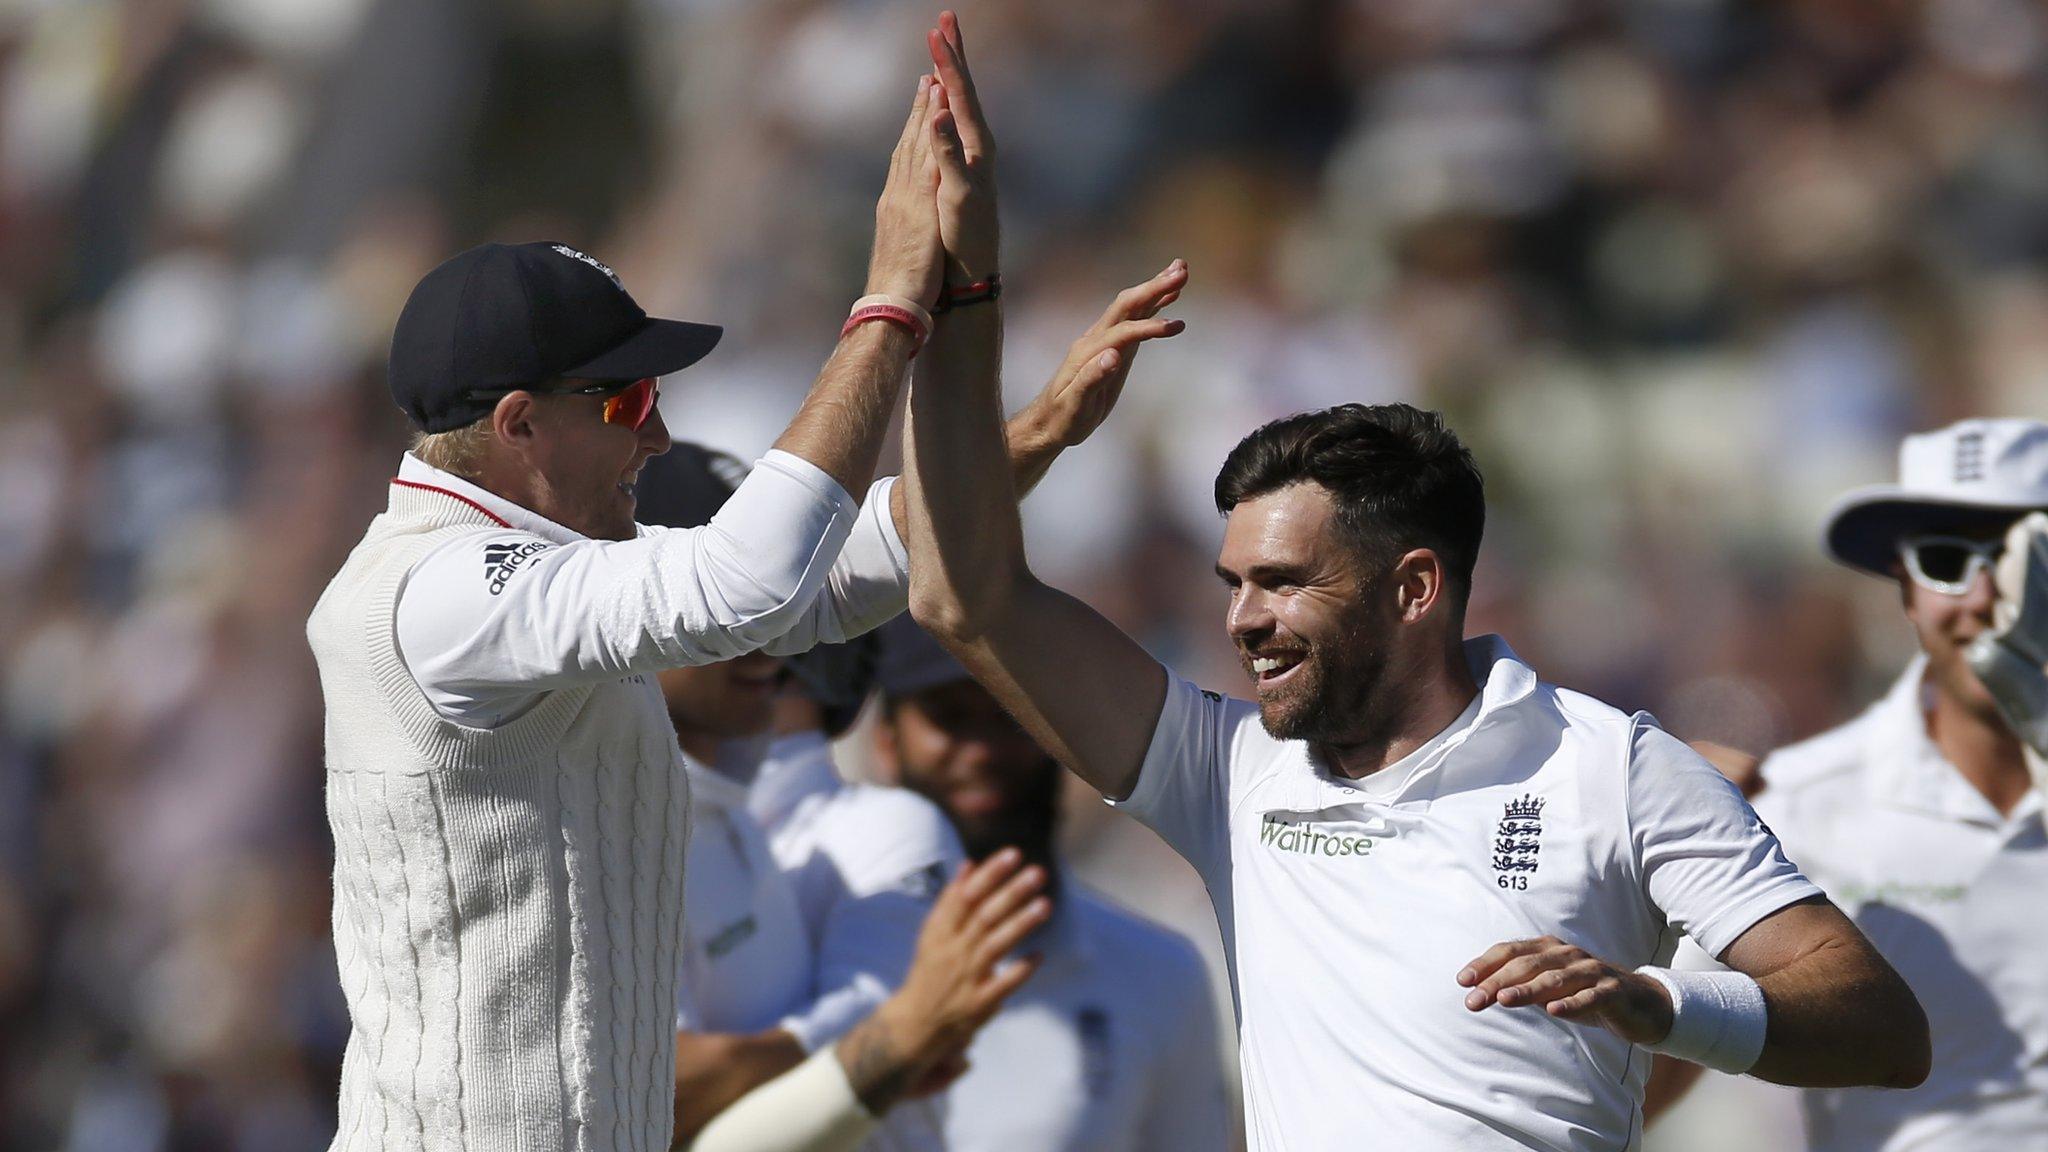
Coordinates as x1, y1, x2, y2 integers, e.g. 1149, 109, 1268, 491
1248, 652, 1305, 687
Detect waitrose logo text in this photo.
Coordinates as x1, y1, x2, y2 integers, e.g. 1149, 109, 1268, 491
1260, 814, 1375, 858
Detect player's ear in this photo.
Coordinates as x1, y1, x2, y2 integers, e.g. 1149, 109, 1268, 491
1391, 548, 1444, 623
491, 393, 540, 448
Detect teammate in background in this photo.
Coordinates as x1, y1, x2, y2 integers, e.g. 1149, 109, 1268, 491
643, 227, 1191, 1147
1648, 420, 2048, 1151
308, 65, 959, 1150
750, 250, 1196, 1070
869, 615, 1232, 1152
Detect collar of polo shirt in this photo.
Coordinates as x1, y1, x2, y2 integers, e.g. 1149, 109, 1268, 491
1857, 656, 2045, 828
1269, 636, 1542, 816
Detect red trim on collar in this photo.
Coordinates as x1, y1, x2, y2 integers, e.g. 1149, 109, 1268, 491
391, 478, 512, 528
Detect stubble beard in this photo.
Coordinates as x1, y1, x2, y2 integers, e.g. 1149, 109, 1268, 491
1257, 639, 1387, 745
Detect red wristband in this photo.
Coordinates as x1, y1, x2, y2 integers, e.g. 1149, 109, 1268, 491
935, 273, 1003, 313
841, 304, 928, 356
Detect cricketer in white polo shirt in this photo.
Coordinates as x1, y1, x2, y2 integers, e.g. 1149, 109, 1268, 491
1647, 419, 2048, 1151
866, 616, 1232, 1152
902, 393, 1934, 1151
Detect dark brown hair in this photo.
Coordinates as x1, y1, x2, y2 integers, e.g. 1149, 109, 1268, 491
1214, 402, 1486, 605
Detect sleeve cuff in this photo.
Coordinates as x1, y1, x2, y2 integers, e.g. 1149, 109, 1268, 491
1109, 673, 1198, 813
1686, 880, 1826, 960
759, 448, 860, 519
866, 475, 910, 575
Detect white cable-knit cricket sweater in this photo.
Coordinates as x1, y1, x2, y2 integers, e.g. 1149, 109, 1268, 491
309, 455, 908, 1152
309, 484, 692, 1152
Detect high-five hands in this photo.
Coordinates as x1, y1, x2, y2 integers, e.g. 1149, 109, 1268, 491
1457, 936, 1676, 1045
868, 74, 946, 307
925, 11, 999, 285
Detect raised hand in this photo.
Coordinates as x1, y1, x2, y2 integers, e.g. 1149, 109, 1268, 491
868, 74, 946, 307
925, 11, 999, 284
1967, 510, 2048, 776
832, 848, 1049, 1112
1015, 260, 1189, 453
1456, 936, 1675, 1046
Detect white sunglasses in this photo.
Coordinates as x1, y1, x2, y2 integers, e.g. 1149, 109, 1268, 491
1899, 535, 2004, 596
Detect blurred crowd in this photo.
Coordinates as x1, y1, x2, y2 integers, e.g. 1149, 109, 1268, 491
1, 0, 2045, 1148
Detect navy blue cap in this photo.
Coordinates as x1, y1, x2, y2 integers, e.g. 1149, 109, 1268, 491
390, 241, 723, 433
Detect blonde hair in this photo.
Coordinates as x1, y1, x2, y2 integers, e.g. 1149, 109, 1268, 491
409, 417, 496, 479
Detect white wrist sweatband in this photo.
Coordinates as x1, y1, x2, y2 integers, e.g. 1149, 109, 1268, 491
1635, 965, 1768, 1074
687, 1047, 878, 1152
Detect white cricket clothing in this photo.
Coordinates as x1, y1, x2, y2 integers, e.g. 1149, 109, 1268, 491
750, 732, 964, 1046
1116, 635, 1822, 1152
1747, 657, 2048, 1152
394, 452, 910, 727
939, 879, 1232, 1152
747, 733, 963, 1152
675, 758, 815, 1034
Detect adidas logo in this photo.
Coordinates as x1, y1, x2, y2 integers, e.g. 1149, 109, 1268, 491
483, 540, 553, 595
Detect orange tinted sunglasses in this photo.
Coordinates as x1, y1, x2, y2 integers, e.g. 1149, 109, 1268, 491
471, 376, 660, 430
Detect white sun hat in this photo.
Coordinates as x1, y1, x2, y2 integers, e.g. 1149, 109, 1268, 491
1824, 418, 2048, 577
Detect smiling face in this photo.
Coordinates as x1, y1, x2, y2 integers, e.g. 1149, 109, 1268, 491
1216, 483, 1398, 743
514, 382, 672, 541
1896, 523, 2013, 723
880, 679, 1061, 861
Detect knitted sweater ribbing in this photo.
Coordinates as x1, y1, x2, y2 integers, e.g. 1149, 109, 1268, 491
308, 483, 688, 1152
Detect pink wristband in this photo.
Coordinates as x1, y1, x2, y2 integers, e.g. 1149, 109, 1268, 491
840, 305, 927, 356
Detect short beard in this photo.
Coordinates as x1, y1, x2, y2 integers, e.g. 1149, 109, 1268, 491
1256, 634, 1388, 745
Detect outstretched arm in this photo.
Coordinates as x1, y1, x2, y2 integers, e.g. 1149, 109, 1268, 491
905, 10, 1184, 800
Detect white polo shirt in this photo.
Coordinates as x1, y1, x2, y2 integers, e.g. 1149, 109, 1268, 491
1744, 657, 2048, 1152
745, 734, 962, 1152
675, 757, 814, 1035
747, 733, 965, 1050
938, 878, 1232, 1152
1118, 635, 1821, 1152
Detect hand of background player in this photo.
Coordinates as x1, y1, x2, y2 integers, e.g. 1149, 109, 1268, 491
924, 10, 999, 284
1457, 936, 1675, 1046
1012, 260, 1189, 453
832, 848, 1048, 1112
1966, 511, 2048, 776
866, 73, 945, 307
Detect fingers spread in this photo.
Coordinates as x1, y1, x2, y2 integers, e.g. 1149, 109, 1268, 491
969, 951, 1043, 1021
1547, 981, 1621, 1018
1458, 937, 1553, 988
971, 894, 1052, 971
943, 846, 1024, 923
1103, 317, 1185, 347
1100, 260, 1189, 326
1495, 960, 1604, 1009
965, 863, 1048, 939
